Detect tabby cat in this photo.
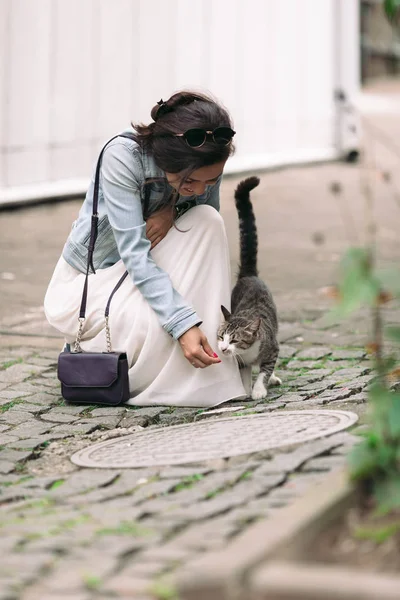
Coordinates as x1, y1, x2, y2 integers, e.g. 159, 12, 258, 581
217, 176, 281, 400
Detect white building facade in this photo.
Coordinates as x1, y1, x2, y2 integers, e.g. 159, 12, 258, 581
0, 0, 360, 206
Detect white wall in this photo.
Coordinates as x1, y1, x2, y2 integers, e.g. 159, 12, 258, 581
0, 0, 360, 205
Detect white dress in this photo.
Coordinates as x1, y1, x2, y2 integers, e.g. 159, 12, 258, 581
44, 205, 248, 407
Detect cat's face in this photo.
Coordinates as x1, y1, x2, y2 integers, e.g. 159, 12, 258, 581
217, 307, 260, 356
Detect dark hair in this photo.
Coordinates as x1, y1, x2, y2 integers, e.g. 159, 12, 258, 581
132, 91, 235, 174
131, 91, 234, 219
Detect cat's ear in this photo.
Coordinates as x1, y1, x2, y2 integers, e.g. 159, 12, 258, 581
221, 305, 231, 321
248, 318, 261, 333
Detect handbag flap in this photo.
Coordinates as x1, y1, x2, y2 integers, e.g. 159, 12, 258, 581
58, 352, 126, 388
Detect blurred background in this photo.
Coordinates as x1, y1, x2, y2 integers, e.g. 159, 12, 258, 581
0, 0, 399, 333
0, 0, 360, 203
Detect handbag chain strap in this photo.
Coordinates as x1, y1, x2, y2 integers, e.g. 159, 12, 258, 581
74, 133, 136, 353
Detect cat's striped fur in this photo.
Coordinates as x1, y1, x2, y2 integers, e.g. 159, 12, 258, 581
217, 176, 281, 400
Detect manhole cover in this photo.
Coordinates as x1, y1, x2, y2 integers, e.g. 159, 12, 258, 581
71, 410, 358, 468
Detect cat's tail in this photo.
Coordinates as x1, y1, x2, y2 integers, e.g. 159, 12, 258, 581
235, 176, 260, 278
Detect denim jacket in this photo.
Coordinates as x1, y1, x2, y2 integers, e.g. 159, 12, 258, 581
62, 130, 221, 340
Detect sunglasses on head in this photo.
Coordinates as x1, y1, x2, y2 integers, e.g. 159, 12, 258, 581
174, 127, 236, 148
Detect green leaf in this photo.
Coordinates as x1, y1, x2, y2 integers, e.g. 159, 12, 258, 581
348, 440, 379, 480
334, 247, 380, 316
388, 393, 400, 439
376, 268, 400, 298
386, 326, 400, 344
374, 477, 400, 514
355, 520, 400, 543
368, 384, 394, 439
384, 0, 400, 20
375, 444, 397, 470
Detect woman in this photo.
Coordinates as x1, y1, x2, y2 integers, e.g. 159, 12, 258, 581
44, 91, 248, 407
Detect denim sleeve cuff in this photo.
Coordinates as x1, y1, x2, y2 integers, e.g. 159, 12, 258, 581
165, 311, 203, 340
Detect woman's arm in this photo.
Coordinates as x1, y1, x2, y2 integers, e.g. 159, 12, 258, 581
101, 141, 200, 340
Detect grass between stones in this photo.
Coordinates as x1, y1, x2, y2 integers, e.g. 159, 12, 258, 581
0, 358, 23, 370
95, 521, 153, 537
354, 520, 400, 544
170, 474, 204, 492
82, 574, 102, 591
205, 470, 255, 499
48, 479, 65, 490
0, 398, 27, 412
150, 577, 179, 600
2, 475, 33, 487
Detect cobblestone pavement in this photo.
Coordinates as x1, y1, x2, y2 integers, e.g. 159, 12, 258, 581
2, 305, 399, 600
1, 81, 400, 599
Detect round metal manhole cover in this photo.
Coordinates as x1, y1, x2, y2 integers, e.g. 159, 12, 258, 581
71, 410, 358, 468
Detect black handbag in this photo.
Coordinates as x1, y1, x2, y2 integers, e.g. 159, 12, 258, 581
57, 134, 135, 405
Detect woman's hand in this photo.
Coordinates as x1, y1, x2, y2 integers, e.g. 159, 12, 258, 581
178, 326, 222, 368
146, 205, 174, 249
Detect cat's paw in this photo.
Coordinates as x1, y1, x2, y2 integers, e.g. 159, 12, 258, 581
251, 383, 268, 400
269, 373, 282, 386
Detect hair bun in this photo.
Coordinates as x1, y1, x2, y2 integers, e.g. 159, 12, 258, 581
151, 99, 171, 122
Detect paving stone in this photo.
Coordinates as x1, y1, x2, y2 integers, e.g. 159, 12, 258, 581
0, 390, 31, 400
286, 360, 326, 370
138, 545, 194, 564
278, 345, 298, 359
0, 434, 20, 444
296, 382, 329, 393
102, 574, 151, 596
277, 394, 308, 404
0, 410, 36, 425
165, 472, 242, 506
0, 364, 47, 385
0, 424, 9, 433
339, 391, 368, 403
9, 383, 54, 394
22, 590, 90, 600
8, 436, 50, 449
50, 405, 89, 415
37, 351, 59, 361
34, 555, 117, 594
29, 382, 60, 394
124, 560, 167, 577
163, 515, 237, 551
0, 448, 33, 463
131, 478, 182, 505
331, 349, 367, 360
0, 460, 16, 474
20, 393, 59, 406
302, 455, 346, 472
226, 403, 286, 416
40, 372, 57, 379
252, 437, 345, 475
277, 324, 305, 344
90, 407, 127, 417
48, 469, 120, 498
156, 408, 198, 426
333, 367, 371, 380
158, 466, 211, 479
7, 421, 52, 439
24, 357, 57, 367
48, 423, 98, 436
337, 374, 372, 390
296, 346, 332, 360
79, 416, 122, 429
89, 535, 145, 558
40, 412, 79, 424
12, 403, 47, 414
67, 470, 153, 505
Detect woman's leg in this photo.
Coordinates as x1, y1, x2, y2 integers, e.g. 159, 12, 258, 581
44, 205, 247, 407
